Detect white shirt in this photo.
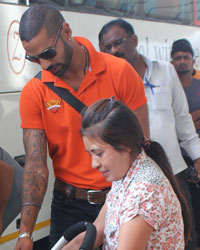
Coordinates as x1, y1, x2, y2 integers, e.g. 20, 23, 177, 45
142, 55, 200, 174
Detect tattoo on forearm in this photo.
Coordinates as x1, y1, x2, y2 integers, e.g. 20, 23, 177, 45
21, 129, 48, 217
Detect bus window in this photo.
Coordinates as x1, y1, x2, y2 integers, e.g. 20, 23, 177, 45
0, 0, 198, 26
0, 0, 19, 3
143, 0, 195, 25
177, 0, 193, 25
194, 0, 200, 24
19, 0, 66, 7
117, 1, 143, 16
197, 0, 200, 20
69, 0, 84, 5
144, 0, 179, 19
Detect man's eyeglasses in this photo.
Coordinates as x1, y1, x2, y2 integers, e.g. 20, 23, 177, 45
25, 23, 63, 63
101, 37, 128, 52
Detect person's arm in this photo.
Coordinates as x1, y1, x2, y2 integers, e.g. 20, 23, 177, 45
61, 203, 106, 250
190, 109, 200, 124
93, 202, 106, 248
169, 65, 200, 163
133, 103, 149, 138
193, 158, 200, 178
194, 119, 200, 130
0, 161, 13, 235
189, 112, 200, 177
117, 215, 154, 250
191, 110, 200, 132
15, 128, 48, 250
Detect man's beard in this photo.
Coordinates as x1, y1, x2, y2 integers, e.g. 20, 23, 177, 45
177, 64, 191, 75
177, 69, 191, 75
47, 40, 73, 77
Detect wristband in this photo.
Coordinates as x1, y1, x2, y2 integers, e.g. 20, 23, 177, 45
18, 232, 32, 240
21, 203, 41, 209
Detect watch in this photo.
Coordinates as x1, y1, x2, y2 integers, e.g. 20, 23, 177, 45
18, 232, 31, 239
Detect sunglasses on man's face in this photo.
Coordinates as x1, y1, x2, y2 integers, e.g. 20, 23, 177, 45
25, 23, 63, 63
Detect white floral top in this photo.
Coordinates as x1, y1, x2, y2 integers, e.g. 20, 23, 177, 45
103, 151, 184, 250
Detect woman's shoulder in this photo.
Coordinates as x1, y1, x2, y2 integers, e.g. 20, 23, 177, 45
133, 153, 166, 186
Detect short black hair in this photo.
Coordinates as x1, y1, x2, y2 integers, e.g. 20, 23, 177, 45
19, 4, 64, 42
171, 39, 194, 58
98, 18, 135, 43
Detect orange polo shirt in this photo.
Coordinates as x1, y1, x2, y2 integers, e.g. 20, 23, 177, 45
20, 37, 147, 189
194, 69, 200, 79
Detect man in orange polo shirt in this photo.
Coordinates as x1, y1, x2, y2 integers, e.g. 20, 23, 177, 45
15, 4, 148, 250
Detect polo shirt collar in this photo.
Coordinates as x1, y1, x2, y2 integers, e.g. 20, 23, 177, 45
74, 36, 106, 76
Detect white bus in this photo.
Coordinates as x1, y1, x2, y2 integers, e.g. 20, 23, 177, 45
0, 0, 200, 249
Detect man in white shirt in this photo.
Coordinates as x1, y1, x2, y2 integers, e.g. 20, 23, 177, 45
98, 18, 200, 250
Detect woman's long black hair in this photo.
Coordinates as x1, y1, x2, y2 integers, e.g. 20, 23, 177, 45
81, 98, 191, 244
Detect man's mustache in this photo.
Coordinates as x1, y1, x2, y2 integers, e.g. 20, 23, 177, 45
114, 52, 125, 58
178, 63, 188, 68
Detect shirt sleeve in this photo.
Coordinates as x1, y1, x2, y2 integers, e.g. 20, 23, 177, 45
119, 183, 170, 230
20, 79, 44, 129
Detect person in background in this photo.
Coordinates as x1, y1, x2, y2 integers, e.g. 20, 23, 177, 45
171, 38, 200, 249
15, 5, 148, 250
171, 39, 200, 136
98, 18, 200, 250
0, 160, 13, 235
62, 98, 190, 250
0, 147, 23, 236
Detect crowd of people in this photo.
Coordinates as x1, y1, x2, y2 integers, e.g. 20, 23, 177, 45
98, 19, 200, 250
0, 3, 200, 250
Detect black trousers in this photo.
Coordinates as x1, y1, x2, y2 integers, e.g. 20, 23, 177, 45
176, 170, 197, 250
188, 181, 200, 247
49, 190, 103, 249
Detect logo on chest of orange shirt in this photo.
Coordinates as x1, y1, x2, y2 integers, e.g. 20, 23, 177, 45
44, 98, 62, 113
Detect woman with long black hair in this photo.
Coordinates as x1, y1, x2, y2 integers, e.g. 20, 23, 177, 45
62, 98, 190, 250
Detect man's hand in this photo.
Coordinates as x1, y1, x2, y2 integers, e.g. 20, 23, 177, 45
194, 158, 200, 178
194, 119, 200, 130
15, 237, 33, 250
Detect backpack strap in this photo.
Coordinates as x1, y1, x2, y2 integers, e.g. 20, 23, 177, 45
34, 71, 86, 114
